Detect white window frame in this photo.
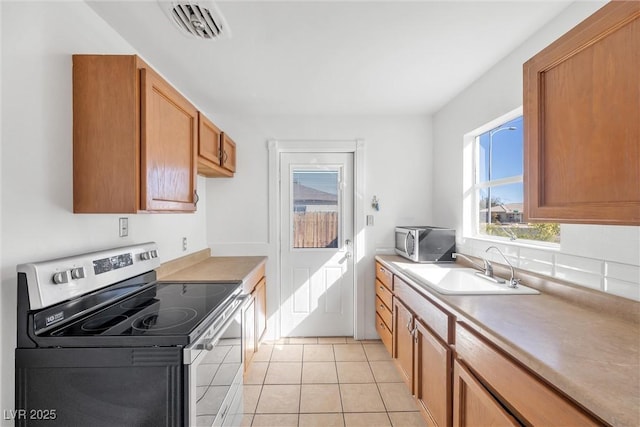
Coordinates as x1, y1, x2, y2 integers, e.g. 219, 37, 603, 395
463, 106, 559, 248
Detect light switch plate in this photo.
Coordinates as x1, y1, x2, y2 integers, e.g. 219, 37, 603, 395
119, 217, 128, 237
366, 215, 374, 226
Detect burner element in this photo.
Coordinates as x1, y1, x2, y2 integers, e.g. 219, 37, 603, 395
81, 314, 129, 332
132, 308, 198, 331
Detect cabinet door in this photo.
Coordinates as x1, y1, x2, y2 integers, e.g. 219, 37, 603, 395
73, 55, 140, 213
393, 297, 414, 390
456, 323, 600, 426
453, 360, 520, 427
198, 113, 222, 166
243, 296, 256, 371
414, 319, 452, 427
523, 2, 640, 225
255, 278, 267, 346
140, 67, 198, 211
221, 133, 237, 173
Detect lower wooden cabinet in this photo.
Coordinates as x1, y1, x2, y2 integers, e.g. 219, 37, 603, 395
384, 264, 454, 427
375, 313, 393, 354
375, 275, 394, 354
453, 360, 520, 427
243, 262, 267, 372
376, 260, 599, 427
455, 323, 600, 426
255, 277, 267, 344
415, 319, 452, 427
243, 296, 256, 370
393, 297, 414, 390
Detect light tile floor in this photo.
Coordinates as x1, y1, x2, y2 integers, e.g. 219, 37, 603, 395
242, 337, 427, 427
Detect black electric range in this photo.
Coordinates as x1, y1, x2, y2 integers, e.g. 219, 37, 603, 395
32, 279, 242, 347
15, 242, 246, 427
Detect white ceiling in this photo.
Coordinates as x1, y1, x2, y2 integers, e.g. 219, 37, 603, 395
87, 0, 572, 116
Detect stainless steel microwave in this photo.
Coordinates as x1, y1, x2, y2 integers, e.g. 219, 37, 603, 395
395, 226, 455, 263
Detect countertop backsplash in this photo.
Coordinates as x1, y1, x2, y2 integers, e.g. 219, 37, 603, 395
456, 238, 640, 302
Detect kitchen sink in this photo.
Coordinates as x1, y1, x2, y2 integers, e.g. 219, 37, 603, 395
398, 265, 539, 295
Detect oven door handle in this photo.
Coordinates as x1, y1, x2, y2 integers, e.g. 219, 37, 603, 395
193, 294, 250, 353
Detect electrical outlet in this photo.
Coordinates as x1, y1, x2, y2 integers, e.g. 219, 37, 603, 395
119, 218, 129, 237
182, 237, 187, 251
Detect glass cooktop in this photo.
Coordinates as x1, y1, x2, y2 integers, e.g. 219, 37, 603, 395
46, 281, 242, 338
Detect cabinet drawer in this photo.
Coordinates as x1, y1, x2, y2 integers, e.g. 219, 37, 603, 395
455, 323, 600, 426
375, 279, 393, 310
375, 296, 392, 331
376, 313, 393, 355
394, 276, 452, 343
376, 261, 393, 291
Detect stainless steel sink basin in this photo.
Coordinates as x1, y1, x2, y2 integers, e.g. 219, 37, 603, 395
398, 265, 539, 295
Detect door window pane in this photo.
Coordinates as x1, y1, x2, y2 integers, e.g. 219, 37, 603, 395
292, 170, 340, 248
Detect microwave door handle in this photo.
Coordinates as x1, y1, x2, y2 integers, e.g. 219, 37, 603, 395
404, 232, 410, 256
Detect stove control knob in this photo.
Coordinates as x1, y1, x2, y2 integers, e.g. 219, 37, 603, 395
52, 271, 70, 285
140, 252, 151, 261
198, 342, 214, 351
71, 267, 86, 280
150, 250, 158, 259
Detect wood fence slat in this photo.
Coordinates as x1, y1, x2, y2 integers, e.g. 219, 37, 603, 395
293, 211, 338, 248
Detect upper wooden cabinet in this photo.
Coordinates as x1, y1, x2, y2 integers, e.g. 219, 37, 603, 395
523, 1, 640, 225
197, 114, 236, 177
73, 55, 198, 213
198, 113, 222, 168
221, 133, 237, 174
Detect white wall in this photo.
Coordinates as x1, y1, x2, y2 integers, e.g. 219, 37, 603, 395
0, 2, 210, 421
432, 1, 640, 301
204, 114, 434, 339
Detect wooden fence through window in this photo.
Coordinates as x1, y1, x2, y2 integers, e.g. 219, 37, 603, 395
293, 211, 338, 248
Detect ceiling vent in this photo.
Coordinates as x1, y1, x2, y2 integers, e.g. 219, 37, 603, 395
161, 1, 230, 40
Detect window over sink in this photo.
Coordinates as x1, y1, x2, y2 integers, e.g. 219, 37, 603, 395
470, 110, 560, 244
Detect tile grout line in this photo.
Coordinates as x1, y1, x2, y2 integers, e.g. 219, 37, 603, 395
365, 344, 394, 424
333, 342, 347, 426
250, 339, 419, 426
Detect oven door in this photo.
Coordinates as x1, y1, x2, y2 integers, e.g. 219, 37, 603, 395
185, 295, 248, 427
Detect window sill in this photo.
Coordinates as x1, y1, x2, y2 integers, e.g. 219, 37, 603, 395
462, 235, 561, 252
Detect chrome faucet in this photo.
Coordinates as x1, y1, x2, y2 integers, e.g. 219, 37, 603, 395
452, 248, 520, 288
452, 252, 493, 276
485, 246, 520, 288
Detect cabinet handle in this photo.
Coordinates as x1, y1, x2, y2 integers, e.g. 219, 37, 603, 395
379, 304, 385, 309
194, 190, 200, 206
406, 318, 412, 332
412, 326, 418, 344
223, 150, 229, 164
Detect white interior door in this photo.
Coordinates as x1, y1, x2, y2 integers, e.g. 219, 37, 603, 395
280, 152, 354, 337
